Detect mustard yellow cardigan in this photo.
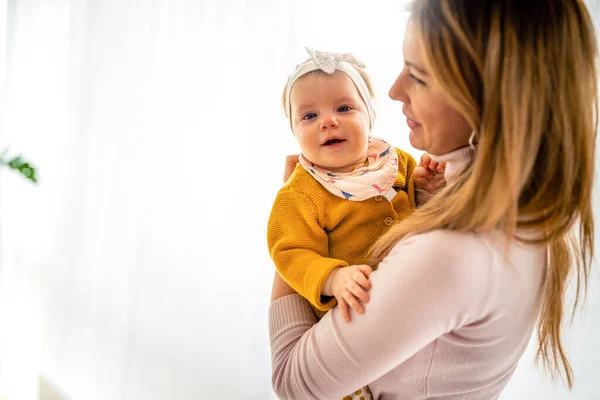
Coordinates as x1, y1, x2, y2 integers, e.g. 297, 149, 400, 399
267, 148, 417, 315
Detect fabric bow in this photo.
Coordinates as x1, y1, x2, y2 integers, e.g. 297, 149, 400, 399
305, 47, 366, 74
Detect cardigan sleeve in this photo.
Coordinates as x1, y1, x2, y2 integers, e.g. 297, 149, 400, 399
267, 189, 349, 312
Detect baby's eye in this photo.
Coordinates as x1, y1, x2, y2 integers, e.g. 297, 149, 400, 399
302, 112, 317, 121
338, 105, 352, 112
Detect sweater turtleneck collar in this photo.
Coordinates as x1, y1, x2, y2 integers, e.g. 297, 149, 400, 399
429, 145, 476, 184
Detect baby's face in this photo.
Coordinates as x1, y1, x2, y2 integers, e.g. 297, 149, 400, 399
290, 71, 370, 172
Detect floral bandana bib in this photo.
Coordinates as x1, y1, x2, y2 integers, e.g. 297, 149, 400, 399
299, 137, 399, 201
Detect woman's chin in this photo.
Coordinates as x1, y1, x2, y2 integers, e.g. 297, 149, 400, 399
408, 130, 426, 151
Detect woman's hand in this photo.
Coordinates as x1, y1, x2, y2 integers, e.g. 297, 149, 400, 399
283, 154, 300, 183
271, 270, 298, 302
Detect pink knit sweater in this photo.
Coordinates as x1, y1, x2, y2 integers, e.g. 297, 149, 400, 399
268, 146, 547, 399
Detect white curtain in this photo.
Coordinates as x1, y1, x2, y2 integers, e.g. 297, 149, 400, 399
0, 1, 598, 399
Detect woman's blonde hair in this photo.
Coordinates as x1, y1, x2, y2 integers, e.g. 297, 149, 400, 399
369, 0, 597, 389
281, 65, 376, 128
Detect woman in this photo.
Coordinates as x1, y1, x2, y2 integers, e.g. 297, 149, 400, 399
269, 0, 597, 399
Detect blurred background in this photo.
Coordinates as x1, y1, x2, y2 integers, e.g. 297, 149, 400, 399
0, 0, 598, 399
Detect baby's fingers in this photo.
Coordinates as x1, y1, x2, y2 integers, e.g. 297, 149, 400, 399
353, 269, 372, 291
338, 297, 351, 323
419, 153, 432, 168
344, 291, 365, 317
348, 280, 370, 304
357, 264, 373, 278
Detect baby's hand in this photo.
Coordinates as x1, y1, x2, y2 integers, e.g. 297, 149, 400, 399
414, 153, 446, 193
325, 265, 373, 323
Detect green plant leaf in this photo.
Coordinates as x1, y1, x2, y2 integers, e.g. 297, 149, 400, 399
0, 149, 38, 183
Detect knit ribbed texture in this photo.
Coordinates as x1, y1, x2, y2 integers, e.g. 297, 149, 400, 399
268, 294, 316, 342
429, 145, 475, 184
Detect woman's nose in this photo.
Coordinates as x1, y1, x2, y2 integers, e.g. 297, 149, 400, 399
389, 73, 409, 103
320, 115, 339, 131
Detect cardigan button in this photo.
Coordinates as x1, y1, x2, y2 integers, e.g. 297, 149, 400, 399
374, 195, 383, 202
384, 216, 394, 226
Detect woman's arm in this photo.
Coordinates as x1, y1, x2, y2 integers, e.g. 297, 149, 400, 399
271, 269, 298, 302
269, 230, 494, 399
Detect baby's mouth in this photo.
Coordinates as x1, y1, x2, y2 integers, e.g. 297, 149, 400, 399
322, 138, 345, 146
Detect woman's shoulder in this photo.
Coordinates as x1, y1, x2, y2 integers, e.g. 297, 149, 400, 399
380, 228, 545, 300
382, 230, 501, 289
392, 229, 493, 261
371, 230, 504, 329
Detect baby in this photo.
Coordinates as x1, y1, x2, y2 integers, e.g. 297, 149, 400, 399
267, 47, 441, 400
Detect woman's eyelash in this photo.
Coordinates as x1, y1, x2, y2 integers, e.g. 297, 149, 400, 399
409, 74, 426, 85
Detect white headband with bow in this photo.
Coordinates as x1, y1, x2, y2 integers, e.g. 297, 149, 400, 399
285, 47, 375, 128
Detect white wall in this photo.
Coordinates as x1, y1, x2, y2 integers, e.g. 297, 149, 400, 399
0, 1, 598, 399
